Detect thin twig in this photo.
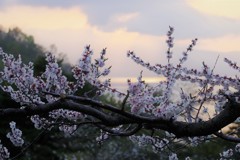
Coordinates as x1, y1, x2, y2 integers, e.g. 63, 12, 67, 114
121, 90, 129, 111
214, 132, 240, 143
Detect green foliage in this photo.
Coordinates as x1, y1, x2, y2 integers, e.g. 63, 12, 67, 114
177, 139, 240, 160
0, 27, 44, 63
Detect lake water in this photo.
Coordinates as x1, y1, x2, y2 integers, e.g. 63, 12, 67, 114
106, 77, 166, 93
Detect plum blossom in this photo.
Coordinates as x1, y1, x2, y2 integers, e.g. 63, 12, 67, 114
169, 153, 178, 160
96, 130, 109, 143
220, 149, 233, 159
235, 143, 240, 152
0, 26, 240, 158
42, 52, 72, 96
49, 109, 83, 121
126, 27, 240, 123
6, 121, 24, 147
59, 125, 77, 136
30, 115, 51, 130
0, 50, 44, 105
0, 140, 10, 160
72, 46, 122, 96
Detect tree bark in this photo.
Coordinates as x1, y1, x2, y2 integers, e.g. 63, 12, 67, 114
1, 97, 240, 138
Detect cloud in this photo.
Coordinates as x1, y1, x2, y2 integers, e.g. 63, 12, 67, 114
197, 35, 240, 53
113, 12, 139, 23
3, 1, 240, 39
0, 5, 167, 78
29, 27, 167, 77
0, 4, 239, 80
186, 0, 240, 20
80, 0, 240, 39
0, 5, 88, 30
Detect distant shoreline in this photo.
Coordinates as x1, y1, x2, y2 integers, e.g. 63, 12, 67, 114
102, 76, 165, 93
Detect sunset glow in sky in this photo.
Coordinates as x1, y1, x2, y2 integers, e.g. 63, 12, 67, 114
0, 0, 240, 88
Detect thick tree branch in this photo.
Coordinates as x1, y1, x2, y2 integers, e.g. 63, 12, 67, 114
0, 100, 62, 118
43, 92, 170, 123
146, 102, 240, 137
1, 96, 240, 138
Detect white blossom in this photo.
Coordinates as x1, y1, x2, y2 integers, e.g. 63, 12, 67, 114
169, 153, 178, 160
220, 149, 233, 159
6, 121, 24, 147
0, 140, 10, 159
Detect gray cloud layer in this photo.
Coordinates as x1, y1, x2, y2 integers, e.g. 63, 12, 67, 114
1, 0, 240, 38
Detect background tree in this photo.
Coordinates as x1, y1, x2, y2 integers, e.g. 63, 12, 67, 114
0, 26, 240, 160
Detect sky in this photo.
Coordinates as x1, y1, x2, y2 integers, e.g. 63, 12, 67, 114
0, 0, 240, 90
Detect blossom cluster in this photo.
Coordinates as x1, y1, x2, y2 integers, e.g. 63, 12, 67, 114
126, 27, 240, 122
188, 136, 211, 147
6, 121, 24, 147
125, 27, 240, 158
127, 72, 161, 114
59, 124, 77, 136
166, 26, 174, 49
0, 140, 10, 160
49, 109, 84, 134
0, 26, 240, 159
42, 52, 73, 96
224, 58, 240, 72
96, 130, 109, 143
130, 134, 169, 152
235, 143, 240, 152
49, 109, 83, 121
130, 135, 193, 160
72, 46, 122, 96
0, 48, 44, 106
217, 143, 240, 159
219, 149, 233, 159
168, 153, 178, 160
0, 44, 121, 131
30, 115, 51, 130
